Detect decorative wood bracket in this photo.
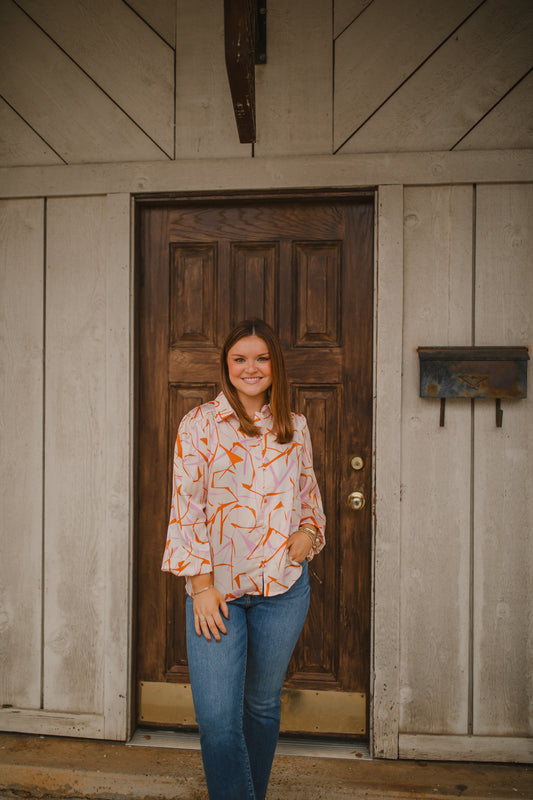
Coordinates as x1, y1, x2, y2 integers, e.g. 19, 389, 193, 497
224, 0, 266, 143
418, 346, 529, 428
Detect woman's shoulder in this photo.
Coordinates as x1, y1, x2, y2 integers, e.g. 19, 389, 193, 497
178, 398, 219, 432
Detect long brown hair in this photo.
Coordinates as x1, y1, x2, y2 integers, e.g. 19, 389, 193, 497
220, 319, 293, 443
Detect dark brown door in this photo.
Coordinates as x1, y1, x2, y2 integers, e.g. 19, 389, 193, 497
136, 192, 374, 736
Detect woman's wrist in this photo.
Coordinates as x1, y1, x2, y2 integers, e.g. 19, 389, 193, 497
190, 574, 214, 594
298, 525, 318, 548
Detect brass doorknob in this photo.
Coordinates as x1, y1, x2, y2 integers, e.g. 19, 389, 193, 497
347, 491, 365, 511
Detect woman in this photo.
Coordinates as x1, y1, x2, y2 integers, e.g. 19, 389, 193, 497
162, 318, 325, 800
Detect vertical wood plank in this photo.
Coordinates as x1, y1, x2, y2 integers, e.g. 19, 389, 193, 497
400, 186, 474, 735
44, 196, 107, 714
175, 0, 251, 158
103, 193, 132, 740
0, 199, 44, 709
373, 184, 403, 758
255, 0, 332, 156
473, 183, 533, 736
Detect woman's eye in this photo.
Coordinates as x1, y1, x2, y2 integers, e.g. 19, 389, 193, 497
258, 356, 270, 362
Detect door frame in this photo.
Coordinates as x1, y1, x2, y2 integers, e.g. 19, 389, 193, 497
132, 184, 404, 759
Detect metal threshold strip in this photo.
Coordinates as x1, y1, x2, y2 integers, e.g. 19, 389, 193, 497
128, 728, 371, 761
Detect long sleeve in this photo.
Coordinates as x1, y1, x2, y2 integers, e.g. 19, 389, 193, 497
298, 417, 326, 557
161, 413, 213, 577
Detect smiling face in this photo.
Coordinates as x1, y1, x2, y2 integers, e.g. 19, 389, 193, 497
226, 335, 272, 415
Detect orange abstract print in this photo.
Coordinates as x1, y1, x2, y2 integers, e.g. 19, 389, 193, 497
162, 393, 325, 601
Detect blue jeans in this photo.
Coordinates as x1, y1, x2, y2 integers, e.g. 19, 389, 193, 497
186, 561, 310, 800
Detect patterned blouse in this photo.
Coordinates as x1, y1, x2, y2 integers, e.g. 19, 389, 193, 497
162, 392, 325, 600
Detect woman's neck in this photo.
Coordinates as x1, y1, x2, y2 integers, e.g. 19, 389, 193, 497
239, 393, 267, 417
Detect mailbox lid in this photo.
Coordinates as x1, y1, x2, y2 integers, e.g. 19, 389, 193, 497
418, 346, 529, 399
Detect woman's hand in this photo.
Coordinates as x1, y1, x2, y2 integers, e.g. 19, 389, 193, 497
286, 530, 314, 563
192, 586, 229, 642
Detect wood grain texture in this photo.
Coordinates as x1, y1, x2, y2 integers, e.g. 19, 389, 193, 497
255, 0, 332, 156
400, 186, 474, 735
372, 184, 403, 758
0, 1, 166, 164
340, 0, 533, 153
1, 151, 532, 200
334, 0, 480, 150
127, 0, 176, 47
102, 193, 132, 740
0, 98, 62, 167
44, 196, 107, 714
455, 70, 533, 151
473, 184, 533, 737
175, 0, 250, 158
0, 199, 44, 710
0, 709, 103, 738
17, 0, 175, 157
399, 733, 533, 762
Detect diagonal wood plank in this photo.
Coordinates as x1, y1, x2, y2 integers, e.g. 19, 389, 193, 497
339, 0, 533, 154
334, 0, 373, 39
126, 0, 176, 48
0, 97, 62, 166
17, 0, 174, 157
334, 0, 481, 151
455, 70, 533, 151
0, 1, 167, 163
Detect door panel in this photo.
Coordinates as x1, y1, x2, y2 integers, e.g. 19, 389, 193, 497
136, 193, 374, 734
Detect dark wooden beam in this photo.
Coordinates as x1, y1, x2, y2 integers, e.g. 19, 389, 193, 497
224, 0, 256, 143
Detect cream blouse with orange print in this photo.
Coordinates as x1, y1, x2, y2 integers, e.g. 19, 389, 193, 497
162, 393, 326, 601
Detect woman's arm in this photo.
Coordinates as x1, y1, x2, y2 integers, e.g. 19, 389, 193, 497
162, 417, 213, 577
297, 418, 326, 558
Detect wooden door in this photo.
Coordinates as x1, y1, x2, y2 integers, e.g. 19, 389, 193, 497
136, 192, 374, 736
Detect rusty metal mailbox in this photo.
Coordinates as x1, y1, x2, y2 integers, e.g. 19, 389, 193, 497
418, 346, 529, 427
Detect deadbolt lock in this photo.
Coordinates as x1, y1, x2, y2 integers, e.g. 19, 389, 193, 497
347, 491, 365, 511
350, 456, 365, 471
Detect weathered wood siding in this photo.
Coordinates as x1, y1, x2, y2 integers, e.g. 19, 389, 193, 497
0, 195, 131, 739
0, 200, 44, 710
400, 186, 474, 736
0, 0, 531, 760
396, 184, 533, 761
0, 0, 531, 165
473, 185, 533, 738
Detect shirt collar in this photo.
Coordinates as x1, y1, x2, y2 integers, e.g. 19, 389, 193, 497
214, 392, 272, 422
